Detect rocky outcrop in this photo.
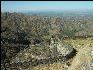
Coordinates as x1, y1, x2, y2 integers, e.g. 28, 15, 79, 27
9, 37, 77, 69
49, 38, 75, 57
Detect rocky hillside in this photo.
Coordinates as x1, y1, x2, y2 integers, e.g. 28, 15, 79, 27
1, 12, 93, 70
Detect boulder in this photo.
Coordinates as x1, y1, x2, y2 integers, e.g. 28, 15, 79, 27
49, 38, 74, 57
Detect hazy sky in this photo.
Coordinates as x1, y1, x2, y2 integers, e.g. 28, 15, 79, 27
1, 1, 93, 12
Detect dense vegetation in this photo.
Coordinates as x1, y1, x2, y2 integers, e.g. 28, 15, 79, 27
1, 12, 93, 69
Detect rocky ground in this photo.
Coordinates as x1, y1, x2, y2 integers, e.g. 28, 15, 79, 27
9, 37, 93, 70
26, 37, 93, 70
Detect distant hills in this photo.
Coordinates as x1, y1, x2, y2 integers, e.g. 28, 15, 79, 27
24, 10, 93, 17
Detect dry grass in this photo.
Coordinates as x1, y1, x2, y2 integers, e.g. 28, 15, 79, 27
68, 44, 93, 70
65, 37, 93, 70
64, 38, 93, 51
